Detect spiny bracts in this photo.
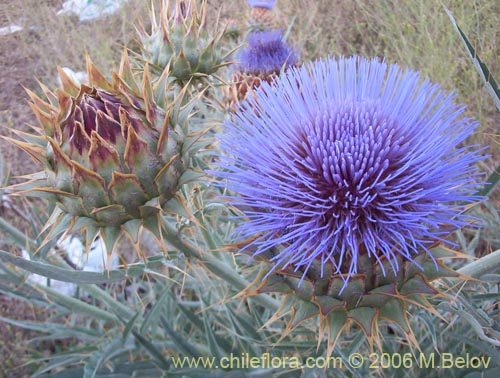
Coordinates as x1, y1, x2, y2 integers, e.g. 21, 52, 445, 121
243, 245, 463, 354
6, 51, 209, 256
136, 0, 230, 82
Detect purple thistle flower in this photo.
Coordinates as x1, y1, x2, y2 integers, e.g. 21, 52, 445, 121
237, 30, 298, 76
246, 0, 276, 9
214, 56, 484, 286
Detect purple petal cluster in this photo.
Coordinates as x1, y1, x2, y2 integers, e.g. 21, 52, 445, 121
237, 30, 298, 75
214, 56, 483, 285
246, 0, 276, 9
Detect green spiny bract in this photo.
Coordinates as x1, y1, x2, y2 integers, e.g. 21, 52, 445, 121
136, 0, 230, 82
243, 245, 461, 355
6, 51, 209, 256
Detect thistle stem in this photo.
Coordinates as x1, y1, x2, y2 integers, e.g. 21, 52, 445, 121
458, 248, 500, 278
162, 222, 280, 311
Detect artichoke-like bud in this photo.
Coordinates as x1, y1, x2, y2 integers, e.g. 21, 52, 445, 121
136, 0, 230, 82
6, 51, 207, 255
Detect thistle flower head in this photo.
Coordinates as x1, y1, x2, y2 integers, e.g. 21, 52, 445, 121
6, 52, 208, 256
246, 0, 276, 9
215, 56, 483, 287
136, 0, 229, 81
237, 30, 298, 76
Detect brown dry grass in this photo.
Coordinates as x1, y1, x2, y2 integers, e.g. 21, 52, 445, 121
0, 296, 43, 378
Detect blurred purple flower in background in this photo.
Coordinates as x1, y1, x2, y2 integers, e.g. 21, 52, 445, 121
246, 0, 276, 9
215, 56, 483, 284
237, 30, 298, 75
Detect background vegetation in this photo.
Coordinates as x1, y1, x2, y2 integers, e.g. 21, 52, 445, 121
0, 0, 498, 377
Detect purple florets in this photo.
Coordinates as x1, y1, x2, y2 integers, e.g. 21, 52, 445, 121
214, 56, 483, 285
246, 0, 276, 9
237, 30, 298, 75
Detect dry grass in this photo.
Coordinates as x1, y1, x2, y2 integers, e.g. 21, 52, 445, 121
0, 296, 45, 378
0, 0, 499, 374
279, 0, 499, 137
